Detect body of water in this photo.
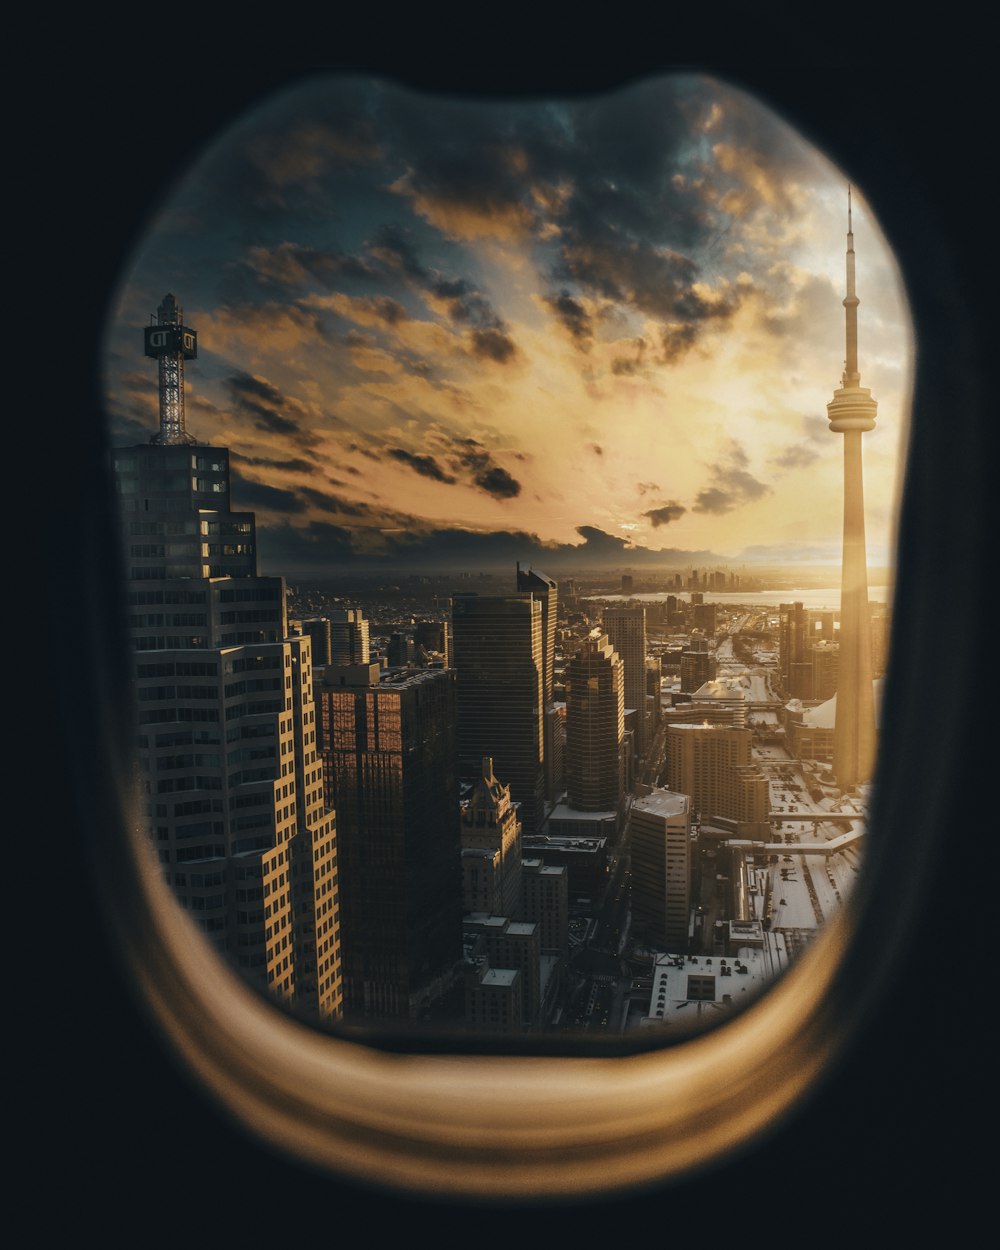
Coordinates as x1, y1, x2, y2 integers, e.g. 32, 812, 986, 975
584, 587, 892, 612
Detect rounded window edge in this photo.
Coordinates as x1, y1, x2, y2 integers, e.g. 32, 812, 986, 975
69, 62, 981, 1208
98, 768, 869, 1201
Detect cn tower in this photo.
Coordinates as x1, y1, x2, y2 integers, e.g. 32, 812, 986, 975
827, 189, 877, 790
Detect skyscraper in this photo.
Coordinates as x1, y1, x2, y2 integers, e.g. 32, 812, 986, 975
630, 789, 691, 951
316, 664, 462, 1023
460, 756, 523, 919
779, 602, 812, 699
603, 604, 648, 759
516, 564, 561, 803
329, 608, 370, 665
664, 724, 769, 831
451, 593, 545, 834
827, 190, 878, 789
564, 631, 624, 812
117, 295, 342, 1021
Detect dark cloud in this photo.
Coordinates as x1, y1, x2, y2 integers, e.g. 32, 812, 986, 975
437, 432, 523, 498
644, 502, 687, 527
368, 223, 429, 281
590, 443, 604, 456
574, 525, 632, 554
544, 291, 594, 349
636, 481, 659, 496
229, 473, 307, 515
255, 512, 727, 576
231, 451, 315, 474
611, 338, 652, 375
298, 486, 375, 518
388, 447, 456, 483
223, 372, 322, 449
475, 466, 521, 499
470, 326, 517, 363
364, 295, 408, 325
240, 241, 377, 292
771, 444, 819, 470
692, 440, 771, 515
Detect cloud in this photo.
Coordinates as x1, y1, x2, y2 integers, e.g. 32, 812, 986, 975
297, 486, 376, 518
693, 439, 771, 514
470, 326, 517, 364
230, 452, 316, 474
474, 465, 521, 499
223, 372, 323, 450
431, 429, 524, 499
643, 502, 687, 527
240, 241, 377, 292
387, 447, 456, 483
544, 290, 594, 350
770, 443, 820, 470
229, 471, 307, 516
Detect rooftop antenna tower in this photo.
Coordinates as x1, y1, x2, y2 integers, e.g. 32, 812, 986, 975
144, 292, 198, 445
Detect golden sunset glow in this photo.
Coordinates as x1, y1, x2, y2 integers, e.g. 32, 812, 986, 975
103, 73, 910, 578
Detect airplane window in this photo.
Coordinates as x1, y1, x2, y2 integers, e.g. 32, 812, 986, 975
87, 68, 922, 1197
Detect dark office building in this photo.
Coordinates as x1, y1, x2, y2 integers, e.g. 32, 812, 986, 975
452, 593, 546, 834
317, 665, 462, 1023
564, 631, 624, 812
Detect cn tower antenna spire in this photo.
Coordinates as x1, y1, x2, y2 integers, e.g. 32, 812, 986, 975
144, 293, 199, 445
827, 186, 878, 790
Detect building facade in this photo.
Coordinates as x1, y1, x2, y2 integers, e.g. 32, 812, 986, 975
115, 383, 341, 1020
564, 631, 624, 812
664, 723, 770, 830
452, 593, 546, 834
603, 604, 648, 759
460, 757, 523, 919
316, 664, 462, 1023
630, 789, 692, 951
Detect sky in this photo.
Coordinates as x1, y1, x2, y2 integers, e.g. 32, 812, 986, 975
102, 71, 911, 579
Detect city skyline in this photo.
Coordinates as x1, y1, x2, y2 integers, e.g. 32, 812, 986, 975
102, 72, 910, 579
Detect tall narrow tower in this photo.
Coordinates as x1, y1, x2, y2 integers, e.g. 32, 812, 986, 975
827, 190, 877, 790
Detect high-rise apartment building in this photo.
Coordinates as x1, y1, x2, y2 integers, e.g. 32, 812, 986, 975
564, 631, 624, 812
316, 664, 462, 1023
603, 604, 648, 761
116, 294, 342, 1021
631, 789, 691, 951
329, 608, 370, 665
452, 593, 546, 834
664, 724, 769, 831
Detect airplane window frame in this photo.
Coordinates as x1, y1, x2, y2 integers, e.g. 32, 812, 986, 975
61, 61, 981, 1205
